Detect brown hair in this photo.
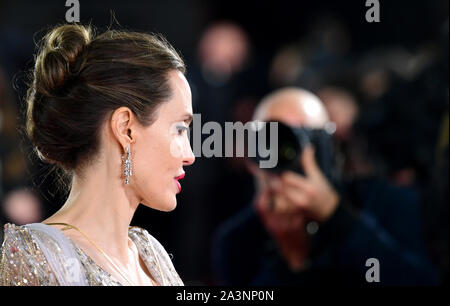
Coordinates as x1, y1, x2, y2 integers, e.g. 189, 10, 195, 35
24, 24, 185, 190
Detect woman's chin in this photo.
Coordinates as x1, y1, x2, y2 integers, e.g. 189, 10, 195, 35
168, 197, 178, 211
160, 200, 177, 212
141, 197, 177, 212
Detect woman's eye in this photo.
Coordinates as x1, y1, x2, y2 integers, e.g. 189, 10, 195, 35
177, 126, 189, 135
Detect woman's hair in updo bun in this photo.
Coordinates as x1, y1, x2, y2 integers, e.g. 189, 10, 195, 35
24, 23, 185, 190
34, 24, 92, 97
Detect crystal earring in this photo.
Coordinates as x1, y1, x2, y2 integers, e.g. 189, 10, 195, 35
122, 145, 132, 185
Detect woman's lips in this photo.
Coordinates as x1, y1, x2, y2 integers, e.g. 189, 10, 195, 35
174, 179, 181, 193
174, 173, 185, 193
174, 173, 185, 180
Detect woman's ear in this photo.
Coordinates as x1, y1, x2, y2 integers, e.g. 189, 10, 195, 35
111, 107, 136, 147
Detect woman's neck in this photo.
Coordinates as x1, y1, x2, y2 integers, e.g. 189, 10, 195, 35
43, 165, 140, 265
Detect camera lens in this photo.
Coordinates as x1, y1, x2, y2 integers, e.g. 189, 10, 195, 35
249, 121, 304, 173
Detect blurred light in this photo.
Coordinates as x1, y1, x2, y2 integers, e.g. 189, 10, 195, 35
306, 221, 319, 235
324, 122, 337, 134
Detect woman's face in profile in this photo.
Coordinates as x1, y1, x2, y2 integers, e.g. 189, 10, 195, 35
133, 70, 195, 211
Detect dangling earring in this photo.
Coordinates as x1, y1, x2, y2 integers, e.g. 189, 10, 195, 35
122, 145, 132, 185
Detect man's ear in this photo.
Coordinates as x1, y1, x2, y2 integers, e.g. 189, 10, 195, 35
245, 158, 274, 192
244, 158, 259, 176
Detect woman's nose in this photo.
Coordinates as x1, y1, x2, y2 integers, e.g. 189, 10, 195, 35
183, 145, 195, 166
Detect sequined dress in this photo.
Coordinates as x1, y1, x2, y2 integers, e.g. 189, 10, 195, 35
0, 223, 183, 286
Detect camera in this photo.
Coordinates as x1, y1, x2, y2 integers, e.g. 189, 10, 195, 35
248, 120, 336, 181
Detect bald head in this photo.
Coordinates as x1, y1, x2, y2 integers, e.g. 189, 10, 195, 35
253, 87, 329, 128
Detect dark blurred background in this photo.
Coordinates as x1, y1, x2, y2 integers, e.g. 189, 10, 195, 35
0, 0, 448, 285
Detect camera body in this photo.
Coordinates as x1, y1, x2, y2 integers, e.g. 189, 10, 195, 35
249, 120, 336, 182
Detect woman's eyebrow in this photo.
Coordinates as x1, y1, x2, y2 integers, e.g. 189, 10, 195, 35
181, 113, 193, 124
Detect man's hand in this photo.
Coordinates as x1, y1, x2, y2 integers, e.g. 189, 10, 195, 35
280, 145, 339, 223
245, 145, 340, 271
246, 161, 309, 271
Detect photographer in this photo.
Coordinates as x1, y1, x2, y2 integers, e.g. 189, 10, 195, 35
212, 87, 439, 286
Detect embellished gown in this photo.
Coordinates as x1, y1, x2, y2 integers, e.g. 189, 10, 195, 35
0, 223, 183, 286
